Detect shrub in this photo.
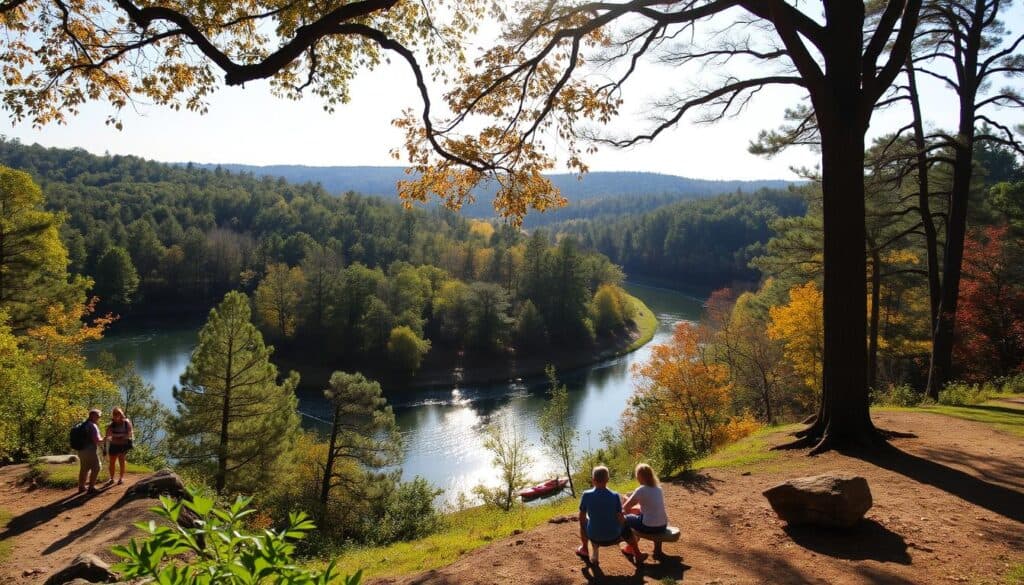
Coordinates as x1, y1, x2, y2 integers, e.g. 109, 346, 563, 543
113, 490, 360, 585
938, 382, 992, 406
653, 425, 696, 477
712, 413, 762, 447
873, 384, 925, 407
375, 477, 444, 543
996, 374, 1024, 394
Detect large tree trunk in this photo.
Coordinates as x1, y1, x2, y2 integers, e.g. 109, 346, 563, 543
925, 1, 982, 399
786, 9, 878, 453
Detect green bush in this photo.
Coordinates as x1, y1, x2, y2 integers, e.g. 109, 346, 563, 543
872, 384, 925, 407
374, 477, 444, 544
938, 382, 992, 406
995, 374, 1024, 395
113, 489, 361, 585
653, 426, 697, 476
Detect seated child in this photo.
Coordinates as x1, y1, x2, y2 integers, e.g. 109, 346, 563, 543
621, 463, 669, 554
576, 465, 647, 565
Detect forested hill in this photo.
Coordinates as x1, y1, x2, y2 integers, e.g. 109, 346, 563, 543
556, 189, 808, 289
189, 163, 794, 221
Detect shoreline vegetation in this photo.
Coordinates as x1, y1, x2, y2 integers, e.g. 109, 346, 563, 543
275, 292, 658, 392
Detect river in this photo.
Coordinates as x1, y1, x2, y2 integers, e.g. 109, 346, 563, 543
87, 283, 704, 503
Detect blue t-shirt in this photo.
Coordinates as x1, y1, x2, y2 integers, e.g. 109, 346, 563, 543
579, 487, 622, 542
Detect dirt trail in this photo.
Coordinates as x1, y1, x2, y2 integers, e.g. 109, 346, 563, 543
0, 465, 151, 584
377, 409, 1024, 585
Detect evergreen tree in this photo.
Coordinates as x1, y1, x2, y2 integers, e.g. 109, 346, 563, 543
94, 247, 140, 307
514, 300, 547, 352
320, 371, 401, 509
170, 291, 300, 494
467, 282, 513, 353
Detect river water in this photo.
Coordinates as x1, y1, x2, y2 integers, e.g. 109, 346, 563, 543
87, 283, 703, 503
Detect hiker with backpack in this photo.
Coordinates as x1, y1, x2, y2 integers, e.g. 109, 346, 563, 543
71, 409, 104, 494
104, 407, 134, 485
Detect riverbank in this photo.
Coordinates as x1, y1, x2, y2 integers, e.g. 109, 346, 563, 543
278, 292, 658, 392
330, 398, 1024, 584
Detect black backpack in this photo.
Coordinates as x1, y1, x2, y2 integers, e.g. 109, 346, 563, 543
69, 420, 91, 451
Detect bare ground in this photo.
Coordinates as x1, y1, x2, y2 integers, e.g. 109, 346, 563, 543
377, 408, 1024, 585
0, 406, 1021, 585
0, 466, 154, 584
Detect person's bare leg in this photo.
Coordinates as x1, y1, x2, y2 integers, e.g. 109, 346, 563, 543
117, 454, 126, 482
107, 455, 116, 483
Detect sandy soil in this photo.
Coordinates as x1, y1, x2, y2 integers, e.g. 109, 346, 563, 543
376, 408, 1024, 585
0, 466, 153, 584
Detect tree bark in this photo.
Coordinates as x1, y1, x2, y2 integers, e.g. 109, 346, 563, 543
217, 335, 233, 494
320, 403, 341, 509
925, 0, 983, 399
868, 246, 882, 392
905, 57, 941, 329
785, 9, 879, 453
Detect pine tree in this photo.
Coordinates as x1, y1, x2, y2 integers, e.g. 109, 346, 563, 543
320, 371, 401, 509
171, 291, 300, 494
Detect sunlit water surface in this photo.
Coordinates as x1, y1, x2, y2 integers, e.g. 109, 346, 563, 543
88, 283, 703, 504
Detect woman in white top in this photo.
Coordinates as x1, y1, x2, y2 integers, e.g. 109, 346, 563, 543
622, 463, 669, 546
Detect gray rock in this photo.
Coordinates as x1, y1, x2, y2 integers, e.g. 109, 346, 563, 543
36, 455, 78, 465
763, 474, 872, 528
122, 469, 188, 501
43, 553, 116, 585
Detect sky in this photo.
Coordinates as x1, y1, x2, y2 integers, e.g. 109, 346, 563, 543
4, 9, 1021, 182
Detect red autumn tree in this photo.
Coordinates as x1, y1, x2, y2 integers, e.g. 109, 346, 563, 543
953, 226, 1024, 381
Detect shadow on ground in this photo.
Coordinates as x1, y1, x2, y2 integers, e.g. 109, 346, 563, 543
854, 443, 1024, 524
784, 519, 910, 564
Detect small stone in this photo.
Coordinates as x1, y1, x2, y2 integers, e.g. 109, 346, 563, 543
515, 539, 525, 545
741, 471, 752, 476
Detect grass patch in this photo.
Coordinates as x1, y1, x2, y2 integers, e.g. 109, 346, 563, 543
622, 293, 658, 354
328, 496, 580, 579
882, 395, 1024, 437
26, 460, 153, 489
1006, 563, 1024, 585
0, 508, 11, 563
693, 424, 801, 471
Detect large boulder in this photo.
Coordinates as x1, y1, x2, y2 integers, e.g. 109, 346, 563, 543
763, 474, 872, 528
122, 469, 188, 501
43, 553, 116, 585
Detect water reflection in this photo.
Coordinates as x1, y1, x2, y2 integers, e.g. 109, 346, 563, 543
89, 283, 704, 504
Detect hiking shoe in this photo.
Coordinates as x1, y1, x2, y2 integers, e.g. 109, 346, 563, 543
86, 487, 99, 495
621, 544, 647, 564
116, 479, 123, 485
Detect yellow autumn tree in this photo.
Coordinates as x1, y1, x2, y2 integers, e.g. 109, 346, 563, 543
767, 282, 824, 409
253, 264, 306, 339
629, 322, 732, 454
17, 300, 117, 457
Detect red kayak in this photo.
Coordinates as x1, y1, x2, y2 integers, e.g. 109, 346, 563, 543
520, 478, 569, 500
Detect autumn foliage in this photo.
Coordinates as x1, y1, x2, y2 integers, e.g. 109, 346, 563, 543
954, 226, 1024, 381
628, 321, 734, 455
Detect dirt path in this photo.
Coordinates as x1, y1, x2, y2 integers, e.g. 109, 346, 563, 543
0, 465, 151, 584
378, 409, 1024, 585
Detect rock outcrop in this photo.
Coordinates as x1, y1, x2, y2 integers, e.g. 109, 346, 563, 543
122, 469, 188, 501
763, 474, 872, 528
36, 455, 79, 465
42, 553, 116, 585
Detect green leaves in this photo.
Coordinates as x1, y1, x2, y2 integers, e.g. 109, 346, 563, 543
113, 489, 360, 585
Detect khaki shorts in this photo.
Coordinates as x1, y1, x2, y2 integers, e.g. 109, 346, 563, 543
78, 447, 101, 475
